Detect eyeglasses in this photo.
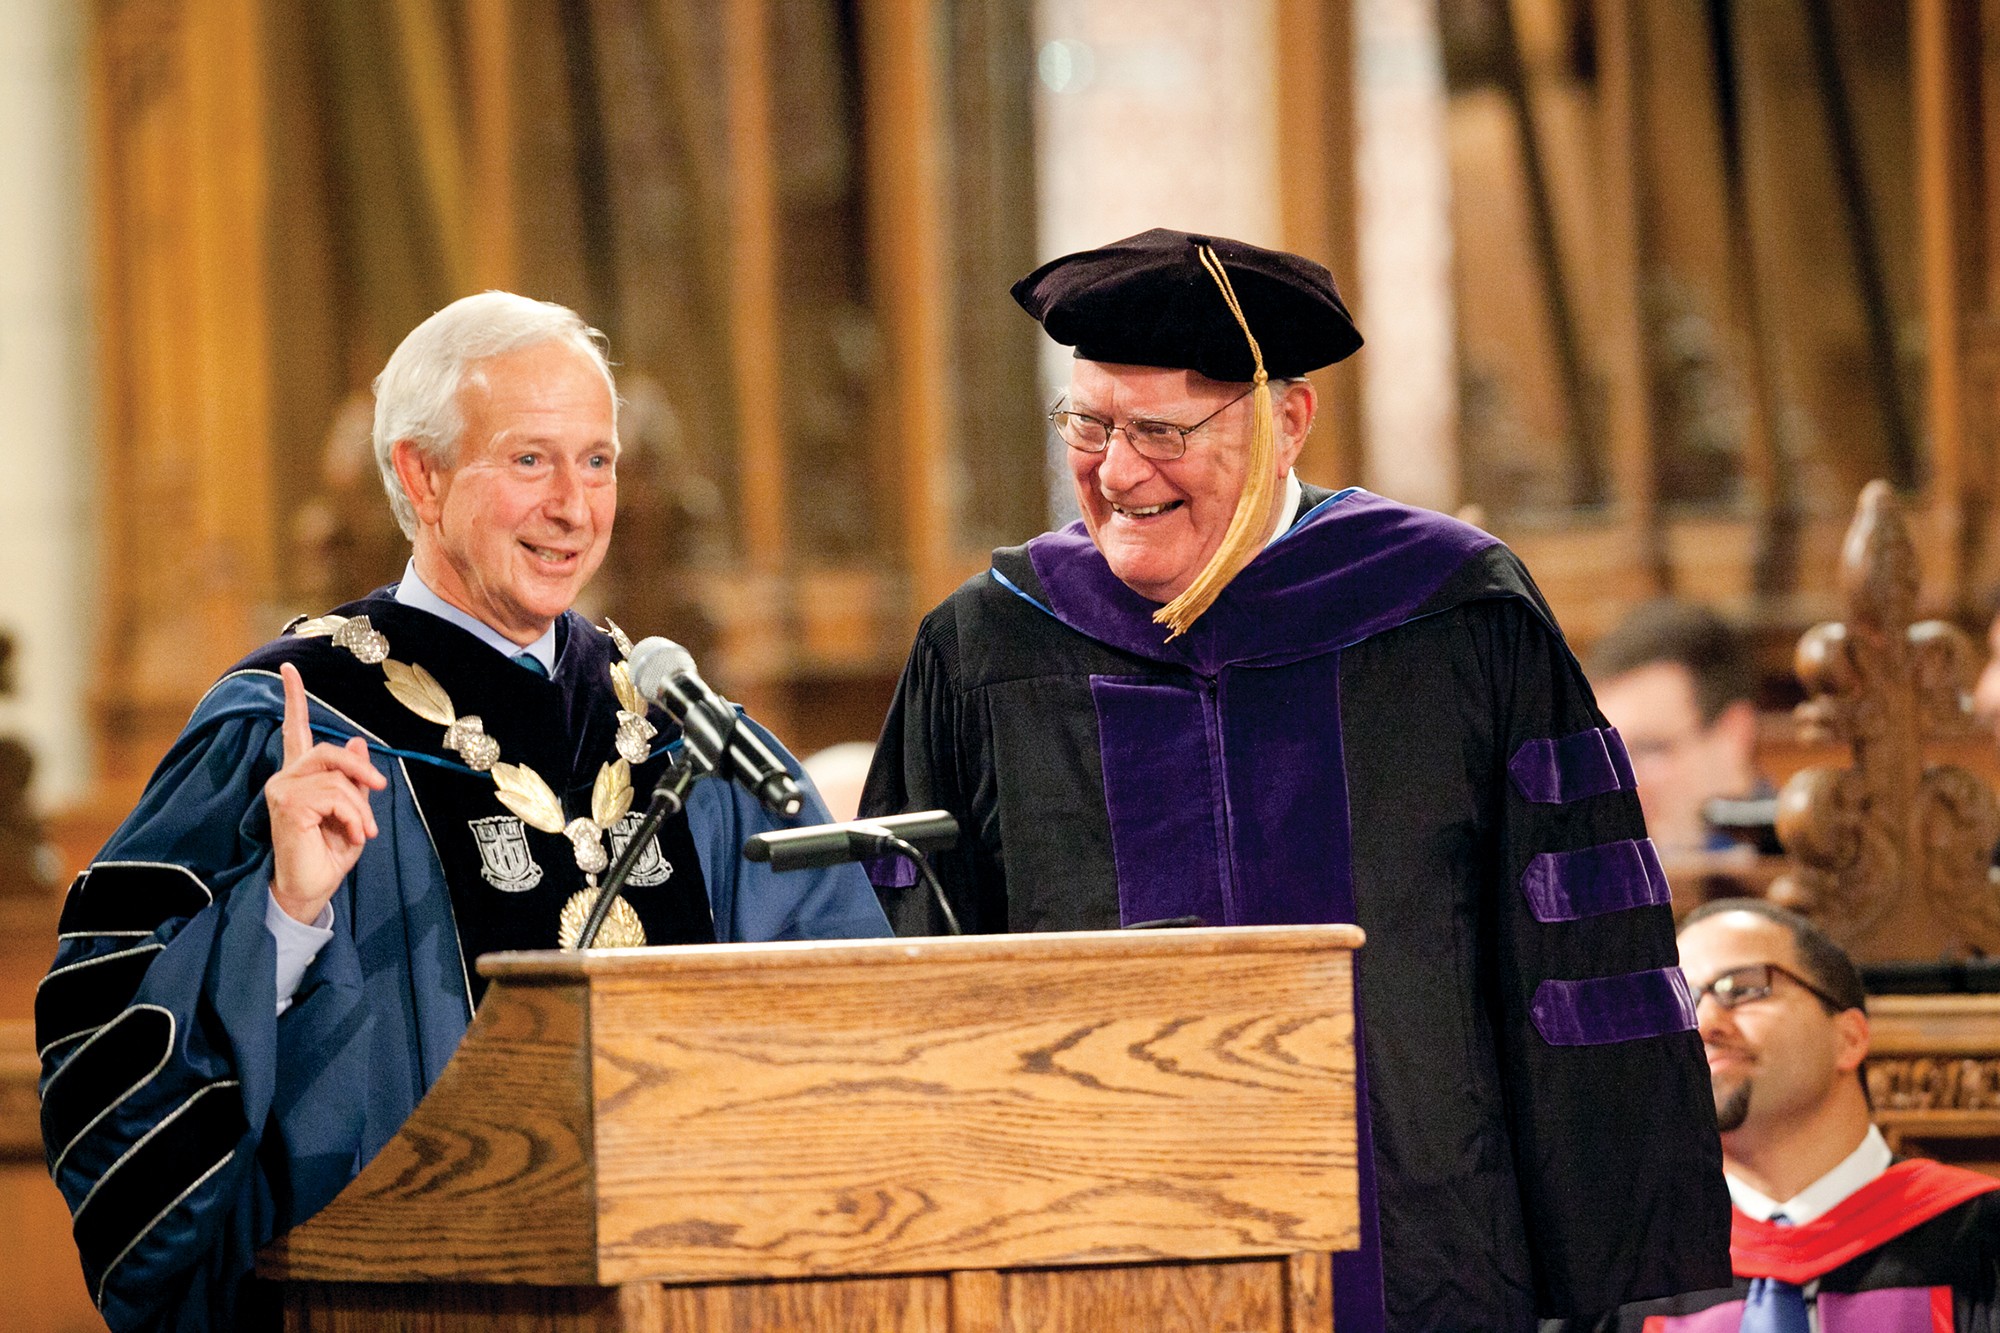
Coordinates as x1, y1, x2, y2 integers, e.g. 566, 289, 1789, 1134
1047, 387, 1255, 462
1692, 962, 1849, 1013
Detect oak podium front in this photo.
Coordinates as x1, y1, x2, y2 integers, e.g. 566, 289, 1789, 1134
257, 924, 1363, 1331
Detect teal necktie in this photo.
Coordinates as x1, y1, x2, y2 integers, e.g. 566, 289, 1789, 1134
512, 651, 548, 679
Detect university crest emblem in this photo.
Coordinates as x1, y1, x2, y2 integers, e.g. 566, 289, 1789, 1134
469, 815, 544, 892
609, 812, 674, 886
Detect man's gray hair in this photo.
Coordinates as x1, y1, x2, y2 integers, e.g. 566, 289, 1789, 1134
373, 291, 616, 538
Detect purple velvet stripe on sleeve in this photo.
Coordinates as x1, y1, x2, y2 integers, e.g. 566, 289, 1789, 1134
1818, 1288, 1949, 1332
1519, 838, 1670, 923
1508, 726, 1636, 805
1089, 677, 1230, 928
1530, 967, 1697, 1047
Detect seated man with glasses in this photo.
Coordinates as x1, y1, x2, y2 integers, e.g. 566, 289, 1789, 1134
860, 228, 1730, 1332
1554, 897, 2000, 1331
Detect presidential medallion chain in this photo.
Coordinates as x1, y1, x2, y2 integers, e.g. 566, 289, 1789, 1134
290, 613, 660, 948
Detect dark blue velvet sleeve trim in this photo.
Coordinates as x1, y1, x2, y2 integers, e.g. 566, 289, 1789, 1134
1530, 967, 1698, 1046
1508, 726, 1637, 804
1519, 838, 1671, 923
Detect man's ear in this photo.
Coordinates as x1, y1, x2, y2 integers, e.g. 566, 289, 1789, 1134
1710, 698, 1760, 769
390, 439, 447, 527
1273, 379, 1317, 476
1832, 1008, 1870, 1075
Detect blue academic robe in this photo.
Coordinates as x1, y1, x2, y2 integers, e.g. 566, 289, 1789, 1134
36, 602, 888, 1330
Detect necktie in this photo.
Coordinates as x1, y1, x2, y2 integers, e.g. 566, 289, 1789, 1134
512, 651, 548, 679
1740, 1215, 1808, 1333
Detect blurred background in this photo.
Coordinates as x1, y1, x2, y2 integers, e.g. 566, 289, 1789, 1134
3, 0, 1999, 1325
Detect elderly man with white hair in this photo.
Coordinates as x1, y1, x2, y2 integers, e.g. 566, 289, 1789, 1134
37, 292, 888, 1331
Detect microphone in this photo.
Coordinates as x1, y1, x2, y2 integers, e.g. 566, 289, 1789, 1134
627, 637, 806, 817
742, 810, 960, 871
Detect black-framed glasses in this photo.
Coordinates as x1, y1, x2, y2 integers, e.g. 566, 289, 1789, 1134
1692, 962, 1847, 1013
1047, 387, 1255, 461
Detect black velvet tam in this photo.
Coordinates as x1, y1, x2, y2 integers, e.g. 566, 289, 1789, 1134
1010, 227, 1363, 382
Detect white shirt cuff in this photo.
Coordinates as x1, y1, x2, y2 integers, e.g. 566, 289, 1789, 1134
267, 886, 334, 1016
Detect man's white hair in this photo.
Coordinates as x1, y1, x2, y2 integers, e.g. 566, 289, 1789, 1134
373, 291, 617, 538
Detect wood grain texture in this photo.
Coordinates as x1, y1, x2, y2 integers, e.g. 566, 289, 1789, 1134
1284, 1251, 1334, 1333
282, 1281, 666, 1332
260, 981, 597, 1283
580, 929, 1359, 1283
658, 1273, 948, 1332
990, 1260, 1286, 1333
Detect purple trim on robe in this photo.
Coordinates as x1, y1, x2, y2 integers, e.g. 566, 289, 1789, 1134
1659, 1302, 1745, 1332
1519, 838, 1670, 922
1530, 967, 1698, 1047
1819, 1287, 1949, 1332
1508, 727, 1636, 805
1088, 656, 1385, 1330
1090, 677, 1229, 928
1027, 489, 1498, 675
864, 854, 918, 890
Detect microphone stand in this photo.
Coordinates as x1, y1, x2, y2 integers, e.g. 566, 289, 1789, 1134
573, 696, 739, 950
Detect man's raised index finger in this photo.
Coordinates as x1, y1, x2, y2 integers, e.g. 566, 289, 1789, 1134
279, 662, 313, 764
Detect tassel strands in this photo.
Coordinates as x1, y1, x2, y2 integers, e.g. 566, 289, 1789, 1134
1154, 244, 1280, 638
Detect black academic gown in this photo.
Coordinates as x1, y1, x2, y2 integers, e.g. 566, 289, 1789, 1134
1553, 1158, 2000, 1332
861, 486, 1732, 1332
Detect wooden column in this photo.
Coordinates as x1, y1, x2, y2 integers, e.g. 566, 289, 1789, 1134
465, 0, 517, 291
723, 0, 787, 576
1590, 0, 1668, 594
91, 0, 275, 800
1914, 0, 1969, 606
1276, 0, 1363, 490
861, 0, 955, 613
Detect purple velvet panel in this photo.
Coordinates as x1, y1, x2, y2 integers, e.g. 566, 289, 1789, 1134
1819, 1287, 1948, 1332
1027, 489, 1498, 674
1088, 654, 1384, 1330
1089, 677, 1229, 928
1215, 654, 1350, 924
1519, 838, 1670, 923
1659, 1302, 1745, 1332
1508, 727, 1636, 805
864, 854, 918, 890
1530, 967, 1698, 1046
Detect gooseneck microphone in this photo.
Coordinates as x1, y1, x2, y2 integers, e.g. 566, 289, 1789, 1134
742, 810, 960, 870
627, 637, 806, 818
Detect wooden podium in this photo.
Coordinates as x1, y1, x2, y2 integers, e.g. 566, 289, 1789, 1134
258, 924, 1363, 1332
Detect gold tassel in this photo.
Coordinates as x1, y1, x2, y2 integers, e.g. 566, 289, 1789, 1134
1154, 245, 1278, 639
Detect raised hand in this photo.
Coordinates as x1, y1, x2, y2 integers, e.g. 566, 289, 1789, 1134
266, 662, 387, 924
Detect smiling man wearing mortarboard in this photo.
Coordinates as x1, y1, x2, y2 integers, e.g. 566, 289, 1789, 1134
860, 229, 1732, 1331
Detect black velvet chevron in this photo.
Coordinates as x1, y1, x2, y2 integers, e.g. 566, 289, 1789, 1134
71, 1081, 247, 1300
35, 942, 165, 1057
40, 1006, 173, 1172
57, 863, 212, 938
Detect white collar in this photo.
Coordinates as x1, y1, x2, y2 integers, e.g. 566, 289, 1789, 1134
1264, 471, 1303, 549
393, 560, 558, 674
1725, 1124, 1892, 1224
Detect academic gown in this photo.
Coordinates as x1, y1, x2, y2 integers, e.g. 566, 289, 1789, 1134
36, 593, 890, 1331
1553, 1158, 2000, 1332
861, 486, 1733, 1332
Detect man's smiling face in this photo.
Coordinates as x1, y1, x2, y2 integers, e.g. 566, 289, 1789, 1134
1063, 359, 1303, 604
401, 339, 618, 644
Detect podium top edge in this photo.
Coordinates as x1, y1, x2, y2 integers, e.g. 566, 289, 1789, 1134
476, 922, 1366, 980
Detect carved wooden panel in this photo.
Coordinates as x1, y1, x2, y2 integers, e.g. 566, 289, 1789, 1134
1769, 481, 2000, 962
1865, 994, 2000, 1179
